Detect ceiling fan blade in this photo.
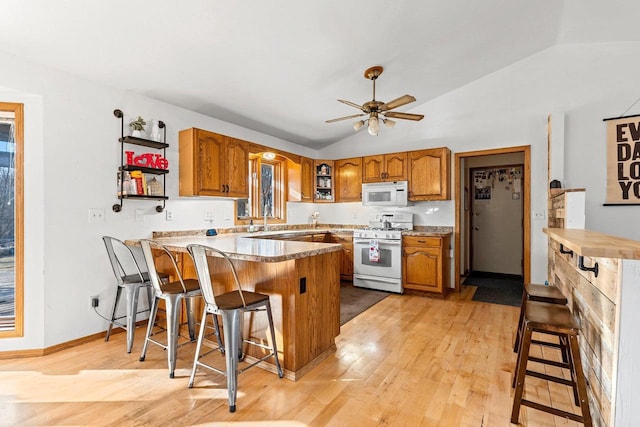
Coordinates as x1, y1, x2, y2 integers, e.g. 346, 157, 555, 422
383, 111, 424, 121
380, 95, 416, 111
338, 99, 365, 111
325, 113, 366, 123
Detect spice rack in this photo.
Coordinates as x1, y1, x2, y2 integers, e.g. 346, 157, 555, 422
113, 109, 169, 213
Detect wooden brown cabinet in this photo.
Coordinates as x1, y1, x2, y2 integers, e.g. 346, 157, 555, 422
402, 235, 450, 296
329, 233, 354, 281
407, 148, 451, 201
314, 160, 334, 202
179, 128, 249, 198
300, 157, 315, 202
362, 152, 407, 183
335, 157, 363, 202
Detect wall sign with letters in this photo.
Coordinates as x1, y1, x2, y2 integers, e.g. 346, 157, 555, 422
604, 114, 640, 205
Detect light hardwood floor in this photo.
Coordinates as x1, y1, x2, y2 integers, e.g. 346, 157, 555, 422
0, 287, 584, 426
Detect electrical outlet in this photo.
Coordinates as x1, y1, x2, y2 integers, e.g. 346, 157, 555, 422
88, 208, 105, 223
165, 210, 173, 221
90, 296, 99, 308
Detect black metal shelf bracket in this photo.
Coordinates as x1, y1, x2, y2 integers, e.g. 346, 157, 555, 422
578, 256, 599, 277
113, 109, 167, 213
559, 244, 574, 257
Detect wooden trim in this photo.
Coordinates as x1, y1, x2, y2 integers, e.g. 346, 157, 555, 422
0, 321, 144, 359
454, 145, 531, 292
0, 102, 24, 339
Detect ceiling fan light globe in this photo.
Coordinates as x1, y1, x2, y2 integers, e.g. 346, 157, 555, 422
368, 116, 380, 136
384, 119, 396, 128
353, 120, 365, 131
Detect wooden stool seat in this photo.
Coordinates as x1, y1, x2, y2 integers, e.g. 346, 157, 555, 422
514, 283, 568, 353
524, 283, 568, 305
512, 300, 592, 426
524, 299, 579, 332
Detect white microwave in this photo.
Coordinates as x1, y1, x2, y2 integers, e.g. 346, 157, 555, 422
362, 181, 409, 207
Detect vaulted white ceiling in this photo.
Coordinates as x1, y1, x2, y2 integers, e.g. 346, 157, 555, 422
2, 1, 640, 149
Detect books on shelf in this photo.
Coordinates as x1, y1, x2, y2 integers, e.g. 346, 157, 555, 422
117, 170, 163, 196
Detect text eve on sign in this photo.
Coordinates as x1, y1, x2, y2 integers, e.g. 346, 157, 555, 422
616, 122, 640, 199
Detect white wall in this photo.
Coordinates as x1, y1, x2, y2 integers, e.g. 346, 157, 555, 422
320, 41, 640, 286
3, 41, 640, 351
0, 51, 317, 352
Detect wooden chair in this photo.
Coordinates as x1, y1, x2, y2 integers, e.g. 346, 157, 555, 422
186, 243, 283, 413
511, 300, 592, 426
513, 283, 568, 353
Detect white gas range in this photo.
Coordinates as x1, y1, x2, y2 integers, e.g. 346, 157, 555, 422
353, 212, 413, 293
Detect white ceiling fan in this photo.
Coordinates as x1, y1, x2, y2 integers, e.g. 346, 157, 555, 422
326, 66, 424, 136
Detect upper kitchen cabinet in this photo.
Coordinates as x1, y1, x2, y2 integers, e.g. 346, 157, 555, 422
362, 152, 407, 183
300, 156, 315, 202
335, 157, 363, 202
179, 128, 249, 198
407, 147, 451, 201
314, 160, 334, 202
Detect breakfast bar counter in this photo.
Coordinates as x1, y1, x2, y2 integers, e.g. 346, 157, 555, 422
544, 227, 640, 426
135, 234, 342, 381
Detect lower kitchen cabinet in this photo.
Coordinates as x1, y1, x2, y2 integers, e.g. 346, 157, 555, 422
402, 235, 450, 296
329, 233, 354, 281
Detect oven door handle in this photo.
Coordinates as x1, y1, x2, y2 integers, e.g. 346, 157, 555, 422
354, 239, 401, 246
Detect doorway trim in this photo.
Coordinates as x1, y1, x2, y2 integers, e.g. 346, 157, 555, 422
454, 145, 531, 292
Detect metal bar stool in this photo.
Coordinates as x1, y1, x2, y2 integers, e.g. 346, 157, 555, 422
511, 300, 592, 426
513, 283, 568, 354
102, 236, 156, 353
186, 244, 283, 413
138, 239, 202, 378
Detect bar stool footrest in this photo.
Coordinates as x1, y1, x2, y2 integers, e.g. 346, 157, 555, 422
528, 355, 570, 369
526, 369, 574, 386
521, 399, 584, 423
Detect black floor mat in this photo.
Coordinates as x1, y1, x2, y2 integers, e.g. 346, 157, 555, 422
463, 271, 523, 307
340, 284, 389, 325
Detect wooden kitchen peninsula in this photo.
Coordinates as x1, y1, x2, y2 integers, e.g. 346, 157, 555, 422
545, 228, 640, 426
137, 234, 342, 381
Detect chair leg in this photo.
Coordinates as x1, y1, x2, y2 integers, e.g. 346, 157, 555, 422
513, 290, 527, 352
139, 296, 159, 362
212, 314, 224, 354
124, 284, 141, 354
184, 296, 198, 341
105, 286, 123, 342
265, 301, 283, 378
568, 334, 593, 426
188, 309, 210, 388
511, 326, 533, 424
165, 295, 182, 379
222, 309, 241, 413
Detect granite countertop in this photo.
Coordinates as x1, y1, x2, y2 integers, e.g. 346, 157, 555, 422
153, 224, 453, 239
138, 234, 342, 263
143, 225, 453, 262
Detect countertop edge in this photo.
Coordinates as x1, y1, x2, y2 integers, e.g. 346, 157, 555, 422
544, 228, 640, 260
